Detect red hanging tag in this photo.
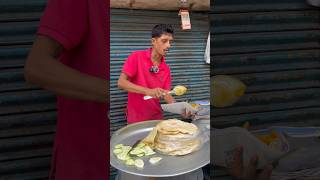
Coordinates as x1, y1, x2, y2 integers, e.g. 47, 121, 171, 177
179, 9, 191, 30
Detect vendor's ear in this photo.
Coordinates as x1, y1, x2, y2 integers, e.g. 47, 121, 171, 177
151, 37, 156, 44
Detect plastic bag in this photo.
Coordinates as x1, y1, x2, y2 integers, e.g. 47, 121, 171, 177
212, 127, 289, 169
276, 146, 320, 172
161, 102, 197, 115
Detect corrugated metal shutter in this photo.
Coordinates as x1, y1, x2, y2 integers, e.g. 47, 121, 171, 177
211, 0, 320, 178
110, 9, 210, 176
0, 0, 56, 179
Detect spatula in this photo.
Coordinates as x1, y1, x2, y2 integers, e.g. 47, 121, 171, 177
143, 85, 187, 100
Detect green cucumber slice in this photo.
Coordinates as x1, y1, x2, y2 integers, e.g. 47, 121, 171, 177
143, 146, 156, 156
130, 148, 144, 155
134, 159, 144, 168
149, 157, 162, 164
113, 148, 122, 154
137, 143, 146, 148
136, 153, 145, 157
125, 159, 135, 166
122, 146, 132, 152
115, 144, 124, 149
117, 153, 127, 161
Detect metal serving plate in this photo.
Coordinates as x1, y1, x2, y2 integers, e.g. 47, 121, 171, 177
110, 120, 210, 177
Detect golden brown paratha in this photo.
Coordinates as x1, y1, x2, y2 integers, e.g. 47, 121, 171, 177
141, 119, 201, 155
157, 119, 198, 135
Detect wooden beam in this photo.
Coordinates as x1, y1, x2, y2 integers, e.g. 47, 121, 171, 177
110, 0, 210, 11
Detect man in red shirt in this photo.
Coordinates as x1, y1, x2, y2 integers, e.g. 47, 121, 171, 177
118, 24, 190, 123
24, 0, 109, 179
117, 23, 201, 180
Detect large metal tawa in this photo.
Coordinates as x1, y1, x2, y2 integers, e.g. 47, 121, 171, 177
110, 120, 210, 177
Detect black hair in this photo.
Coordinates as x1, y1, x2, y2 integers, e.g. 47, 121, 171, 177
151, 24, 174, 38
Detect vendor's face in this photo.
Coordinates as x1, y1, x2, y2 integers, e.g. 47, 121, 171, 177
152, 33, 173, 56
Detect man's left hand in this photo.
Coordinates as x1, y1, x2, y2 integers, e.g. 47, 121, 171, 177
181, 109, 193, 119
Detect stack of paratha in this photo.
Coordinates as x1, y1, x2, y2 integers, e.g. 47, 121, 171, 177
142, 119, 201, 156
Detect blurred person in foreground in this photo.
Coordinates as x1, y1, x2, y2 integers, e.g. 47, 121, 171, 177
213, 75, 272, 180
24, 0, 109, 179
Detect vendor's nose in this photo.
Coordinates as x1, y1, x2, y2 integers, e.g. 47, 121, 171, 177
167, 42, 171, 48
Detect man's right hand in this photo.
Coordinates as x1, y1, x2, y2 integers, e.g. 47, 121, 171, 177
145, 88, 167, 99
228, 146, 273, 180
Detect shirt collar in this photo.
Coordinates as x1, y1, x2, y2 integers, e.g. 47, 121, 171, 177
147, 48, 165, 63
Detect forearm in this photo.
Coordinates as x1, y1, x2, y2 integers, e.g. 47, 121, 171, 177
25, 52, 108, 103
118, 75, 149, 95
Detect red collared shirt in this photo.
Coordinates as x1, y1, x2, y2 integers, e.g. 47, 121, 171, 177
122, 48, 171, 123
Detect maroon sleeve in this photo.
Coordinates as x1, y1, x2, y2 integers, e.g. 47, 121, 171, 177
37, 0, 89, 50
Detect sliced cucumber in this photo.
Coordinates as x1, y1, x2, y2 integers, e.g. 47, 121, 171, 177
142, 146, 156, 156
130, 148, 144, 155
136, 153, 145, 157
125, 159, 135, 166
134, 159, 144, 168
115, 144, 124, 149
115, 143, 156, 170
149, 157, 162, 164
137, 143, 146, 148
125, 155, 130, 160
117, 153, 128, 161
113, 148, 122, 154
122, 146, 132, 152
145, 151, 156, 156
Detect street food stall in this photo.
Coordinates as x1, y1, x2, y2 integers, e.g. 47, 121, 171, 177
110, 0, 210, 179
